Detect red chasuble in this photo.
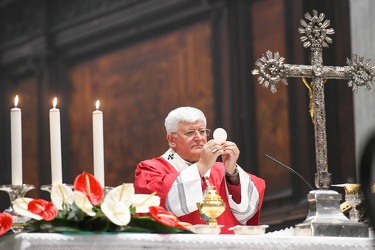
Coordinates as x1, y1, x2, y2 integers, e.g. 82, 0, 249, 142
134, 155, 266, 234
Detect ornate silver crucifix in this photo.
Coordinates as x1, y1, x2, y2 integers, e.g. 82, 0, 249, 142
252, 10, 375, 190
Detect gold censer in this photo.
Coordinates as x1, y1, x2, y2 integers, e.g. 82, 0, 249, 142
196, 186, 225, 226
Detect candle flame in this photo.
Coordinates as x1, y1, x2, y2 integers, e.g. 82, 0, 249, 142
96, 100, 100, 110
53, 97, 57, 108
14, 95, 19, 107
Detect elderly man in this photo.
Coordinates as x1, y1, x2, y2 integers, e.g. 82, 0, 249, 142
134, 106, 265, 234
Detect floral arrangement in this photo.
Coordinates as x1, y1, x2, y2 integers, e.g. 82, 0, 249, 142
0, 172, 191, 237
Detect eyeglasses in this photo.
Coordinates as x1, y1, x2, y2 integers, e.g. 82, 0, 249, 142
172, 128, 211, 138
182, 128, 211, 138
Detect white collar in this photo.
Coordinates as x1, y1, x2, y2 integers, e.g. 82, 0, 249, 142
161, 148, 211, 178
161, 148, 190, 172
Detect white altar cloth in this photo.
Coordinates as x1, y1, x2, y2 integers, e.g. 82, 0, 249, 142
0, 231, 374, 250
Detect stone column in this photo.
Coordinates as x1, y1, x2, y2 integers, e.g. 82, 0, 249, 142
350, 0, 375, 181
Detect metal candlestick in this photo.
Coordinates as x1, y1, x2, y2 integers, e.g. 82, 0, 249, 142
41, 184, 112, 194
40, 184, 54, 193
40, 184, 72, 193
0, 184, 35, 233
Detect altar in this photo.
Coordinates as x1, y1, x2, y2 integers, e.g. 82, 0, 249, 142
0, 229, 374, 250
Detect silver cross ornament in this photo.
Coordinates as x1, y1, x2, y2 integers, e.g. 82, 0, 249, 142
252, 10, 375, 189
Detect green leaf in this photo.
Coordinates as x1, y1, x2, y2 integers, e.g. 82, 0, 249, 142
79, 216, 109, 232
129, 206, 136, 215
19, 211, 192, 234
129, 217, 191, 234
23, 219, 83, 233
66, 203, 86, 221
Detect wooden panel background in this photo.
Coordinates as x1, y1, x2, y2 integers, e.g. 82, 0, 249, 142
0, 0, 354, 231
67, 21, 215, 185
251, 0, 291, 194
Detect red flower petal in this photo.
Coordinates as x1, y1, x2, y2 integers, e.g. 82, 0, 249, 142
28, 199, 57, 221
149, 206, 179, 227
74, 172, 104, 205
42, 202, 58, 221
28, 199, 48, 214
0, 213, 12, 236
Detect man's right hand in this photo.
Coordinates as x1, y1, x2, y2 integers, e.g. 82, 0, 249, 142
196, 139, 222, 176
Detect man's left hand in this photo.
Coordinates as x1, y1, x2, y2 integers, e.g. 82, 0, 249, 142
220, 141, 239, 174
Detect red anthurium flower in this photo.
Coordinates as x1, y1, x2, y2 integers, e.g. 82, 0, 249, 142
74, 172, 104, 205
0, 213, 12, 236
28, 199, 57, 221
149, 206, 188, 230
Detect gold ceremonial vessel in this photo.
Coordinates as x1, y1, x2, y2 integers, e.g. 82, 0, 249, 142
196, 186, 225, 226
343, 183, 362, 195
343, 184, 363, 222
342, 183, 375, 194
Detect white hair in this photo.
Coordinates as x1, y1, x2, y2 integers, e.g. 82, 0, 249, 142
164, 106, 207, 133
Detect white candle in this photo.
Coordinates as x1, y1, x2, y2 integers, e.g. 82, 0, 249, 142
49, 97, 62, 184
93, 100, 105, 187
11, 95, 22, 185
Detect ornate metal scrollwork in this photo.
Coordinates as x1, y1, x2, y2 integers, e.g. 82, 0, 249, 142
347, 54, 375, 92
252, 51, 287, 93
252, 10, 375, 189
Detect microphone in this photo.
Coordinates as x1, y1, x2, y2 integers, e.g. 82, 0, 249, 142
265, 154, 314, 190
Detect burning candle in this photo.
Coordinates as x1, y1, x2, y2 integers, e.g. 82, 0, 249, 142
49, 97, 62, 184
11, 95, 22, 185
93, 100, 104, 187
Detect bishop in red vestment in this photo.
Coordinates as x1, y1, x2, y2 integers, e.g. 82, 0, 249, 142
134, 107, 266, 234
